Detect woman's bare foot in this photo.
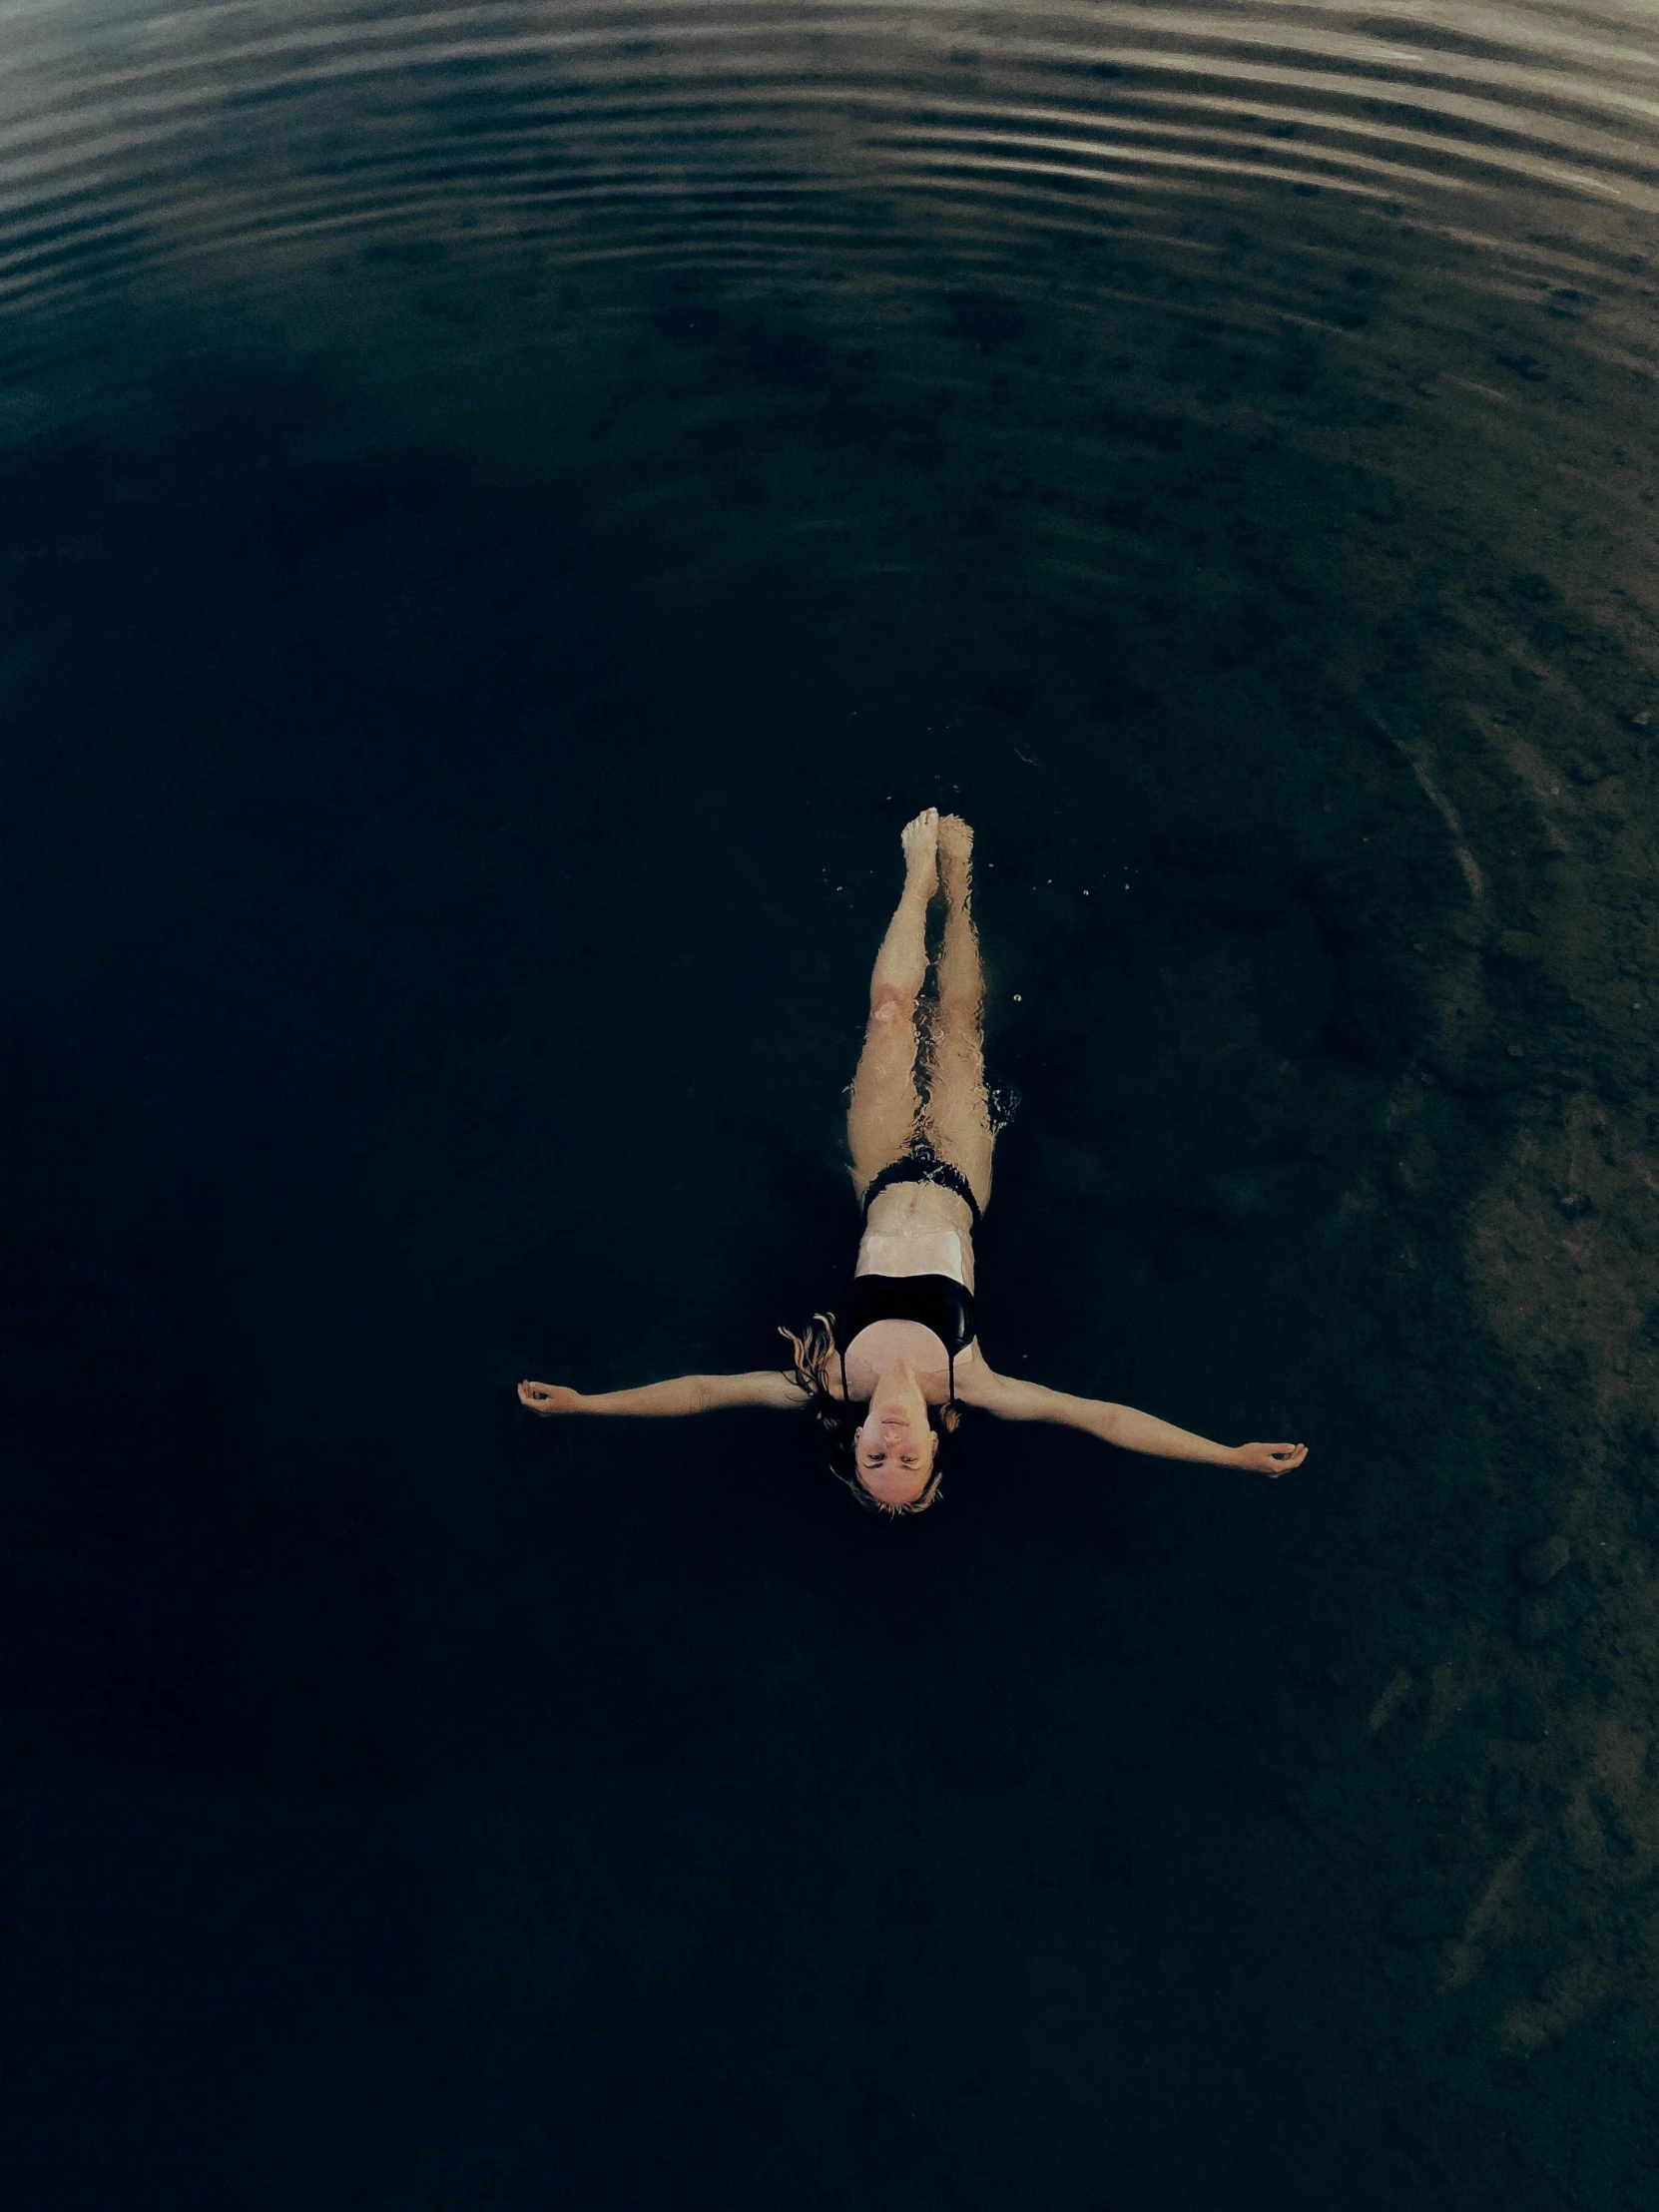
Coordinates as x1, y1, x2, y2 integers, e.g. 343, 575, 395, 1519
900, 807, 940, 893
937, 813, 973, 898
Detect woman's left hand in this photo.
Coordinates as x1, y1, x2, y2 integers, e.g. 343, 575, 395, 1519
1234, 1440, 1307, 1477
519, 1381, 583, 1414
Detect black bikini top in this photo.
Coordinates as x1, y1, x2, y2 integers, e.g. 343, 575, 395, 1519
833, 1272, 976, 1404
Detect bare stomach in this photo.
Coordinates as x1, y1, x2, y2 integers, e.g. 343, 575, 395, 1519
857, 1178, 976, 1289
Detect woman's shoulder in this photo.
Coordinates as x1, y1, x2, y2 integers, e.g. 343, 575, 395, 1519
946, 1343, 1001, 1405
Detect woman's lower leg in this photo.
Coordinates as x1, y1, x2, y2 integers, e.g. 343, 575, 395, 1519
923, 817, 994, 1206
846, 810, 939, 1189
933, 819, 982, 1018
867, 809, 939, 1008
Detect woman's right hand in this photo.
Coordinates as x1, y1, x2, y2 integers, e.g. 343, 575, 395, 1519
1233, 1440, 1308, 1477
519, 1381, 583, 1414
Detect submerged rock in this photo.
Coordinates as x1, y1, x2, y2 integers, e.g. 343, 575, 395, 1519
1518, 1534, 1571, 1586
1367, 1666, 1416, 1736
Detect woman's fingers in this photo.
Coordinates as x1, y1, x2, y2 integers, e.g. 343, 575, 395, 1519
519, 1380, 580, 1414
1241, 1439, 1307, 1475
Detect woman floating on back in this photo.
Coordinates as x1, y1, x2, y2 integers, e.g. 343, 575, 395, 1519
520, 809, 1307, 1513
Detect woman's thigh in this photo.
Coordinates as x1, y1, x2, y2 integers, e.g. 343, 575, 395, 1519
846, 990, 922, 1196
921, 1018, 993, 1213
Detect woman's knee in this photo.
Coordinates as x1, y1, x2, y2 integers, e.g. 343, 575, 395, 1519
867, 983, 917, 1027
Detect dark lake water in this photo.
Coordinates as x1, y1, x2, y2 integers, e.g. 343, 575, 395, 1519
4, 3, 1659, 2205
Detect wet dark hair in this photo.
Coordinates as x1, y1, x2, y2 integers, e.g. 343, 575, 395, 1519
778, 1312, 959, 1516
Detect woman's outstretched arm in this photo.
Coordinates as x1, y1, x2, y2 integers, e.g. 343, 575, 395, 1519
518, 1373, 809, 1417
956, 1359, 1305, 1477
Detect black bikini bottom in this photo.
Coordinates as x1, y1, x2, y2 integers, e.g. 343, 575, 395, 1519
860, 1141, 982, 1228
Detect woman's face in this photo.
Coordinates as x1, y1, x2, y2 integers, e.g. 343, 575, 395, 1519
854, 1389, 937, 1505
